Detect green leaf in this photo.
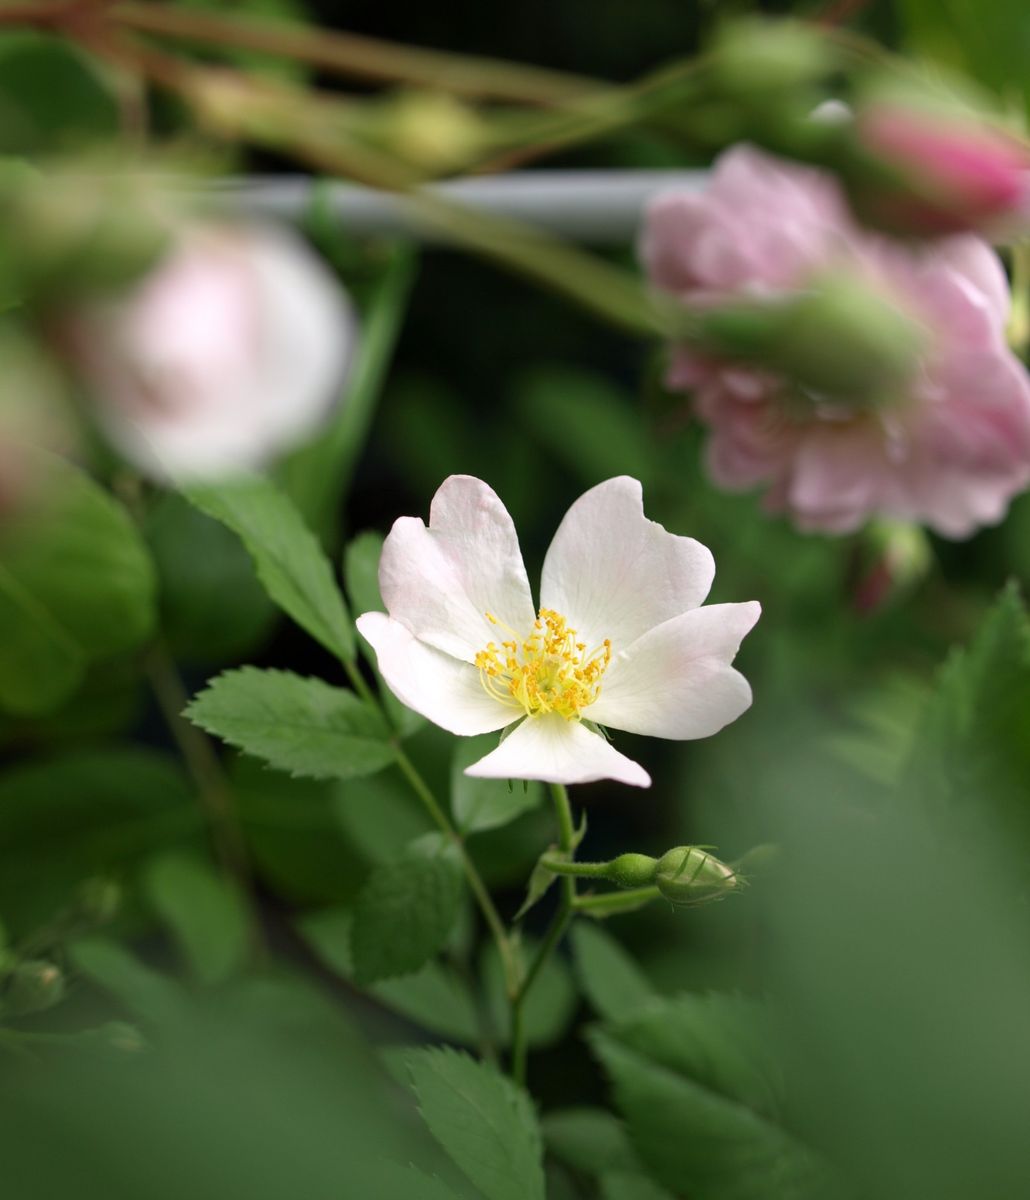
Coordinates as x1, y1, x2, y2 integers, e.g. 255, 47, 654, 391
184, 473, 355, 662
350, 834, 464, 984
900, 584, 1030, 856
482, 936, 577, 1049
600, 1172, 676, 1200
145, 493, 276, 663
232, 756, 369, 904
0, 747, 200, 937
542, 1108, 638, 1176
513, 853, 559, 922
589, 994, 832, 1200
298, 907, 480, 1044
451, 735, 544, 834
406, 1046, 546, 1200
343, 529, 423, 737
186, 667, 395, 781
143, 852, 250, 985
0, 451, 156, 715
571, 923, 654, 1022
69, 937, 189, 1026
0, 32, 119, 154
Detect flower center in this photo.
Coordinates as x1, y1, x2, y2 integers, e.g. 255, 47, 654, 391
475, 608, 611, 721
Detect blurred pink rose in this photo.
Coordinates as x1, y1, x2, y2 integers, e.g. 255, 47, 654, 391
853, 104, 1030, 237
642, 145, 1030, 537
65, 221, 354, 482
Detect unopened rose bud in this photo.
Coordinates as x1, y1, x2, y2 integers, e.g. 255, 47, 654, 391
853, 519, 932, 613
0, 161, 173, 303
848, 99, 1030, 237
60, 219, 355, 482
655, 847, 739, 906
699, 272, 924, 406
607, 853, 659, 889
1, 960, 65, 1016
377, 91, 487, 172
712, 19, 830, 103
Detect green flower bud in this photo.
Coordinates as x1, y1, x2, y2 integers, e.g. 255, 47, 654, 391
655, 847, 739, 906
607, 853, 659, 889
1, 960, 65, 1016
77, 877, 122, 925
0, 158, 175, 305
712, 19, 831, 103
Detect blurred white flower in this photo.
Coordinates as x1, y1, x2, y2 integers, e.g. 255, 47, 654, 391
65, 220, 354, 481
357, 475, 759, 788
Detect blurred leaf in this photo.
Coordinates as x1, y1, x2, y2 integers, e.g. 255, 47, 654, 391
145, 493, 276, 664
0, 748, 200, 936
299, 906, 480, 1044
186, 667, 395, 780
900, 584, 1030, 853
0, 451, 156, 715
898, 0, 1030, 115
0, 32, 118, 154
69, 937, 189, 1026
232, 756, 368, 904
571, 923, 653, 1022
406, 1046, 546, 1200
344, 529, 424, 737
589, 994, 832, 1200
184, 473, 355, 662
276, 245, 417, 533
515, 366, 656, 488
351, 834, 464, 984
143, 852, 249, 985
542, 1108, 638, 1175
333, 767, 433, 864
600, 1172, 676, 1200
452, 735, 544, 833
482, 936, 577, 1049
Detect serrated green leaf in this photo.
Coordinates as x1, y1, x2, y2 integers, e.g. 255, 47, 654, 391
298, 907, 480, 1044
350, 835, 464, 984
407, 1046, 546, 1200
344, 529, 423, 737
0, 451, 156, 715
69, 937, 188, 1026
542, 1108, 638, 1176
452, 736, 544, 834
571, 923, 653, 1022
186, 667, 395, 781
589, 994, 832, 1200
184, 473, 355, 662
900, 584, 1030, 856
143, 852, 250, 985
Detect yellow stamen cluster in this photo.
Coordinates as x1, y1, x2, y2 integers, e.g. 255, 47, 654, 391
475, 608, 611, 721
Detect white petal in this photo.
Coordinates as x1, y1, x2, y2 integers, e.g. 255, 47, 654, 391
540, 476, 715, 652
464, 713, 651, 788
379, 475, 536, 662
587, 601, 760, 739
356, 612, 513, 736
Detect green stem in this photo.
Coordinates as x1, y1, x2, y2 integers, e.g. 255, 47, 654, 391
390, 735, 518, 995
510, 783, 576, 1086
572, 886, 661, 914
144, 640, 266, 957
539, 856, 610, 878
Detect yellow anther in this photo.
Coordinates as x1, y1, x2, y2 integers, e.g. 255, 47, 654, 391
476, 607, 611, 721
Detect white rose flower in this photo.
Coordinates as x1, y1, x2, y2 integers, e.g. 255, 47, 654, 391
357, 475, 760, 787
67, 220, 354, 481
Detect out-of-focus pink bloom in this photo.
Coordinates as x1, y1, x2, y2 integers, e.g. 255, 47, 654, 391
65, 221, 354, 482
642, 144, 1030, 538
853, 104, 1030, 237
